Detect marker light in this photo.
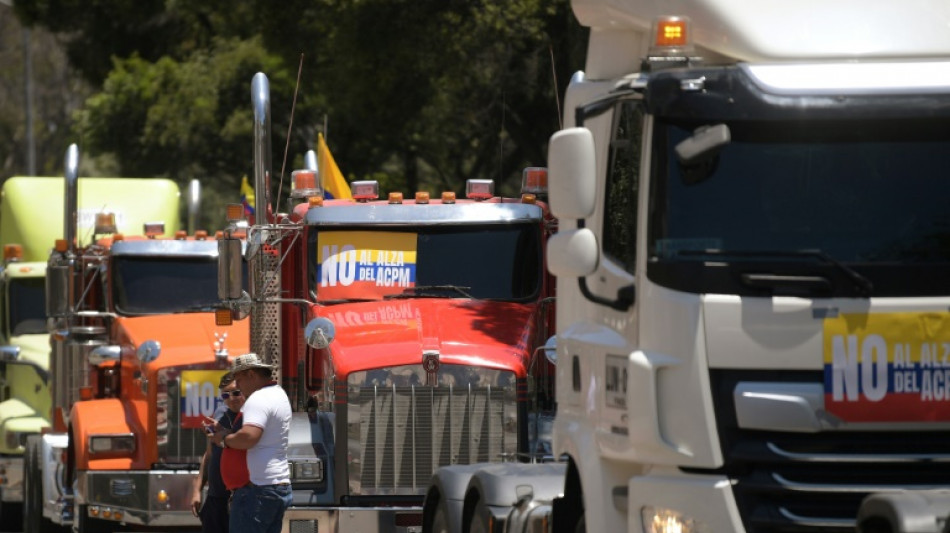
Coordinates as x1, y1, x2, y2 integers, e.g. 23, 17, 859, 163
3, 244, 22, 263
352, 181, 379, 201
441, 192, 456, 204
308, 196, 324, 208
215, 308, 233, 326
466, 179, 494, 200
225, 203, 245, 222
175, 230, 187, 240
388, 192, 404, 204
291, 169, 322, 199
521, 167, 548, 195
54, 239, 68, 253
521, 193, 537, 205
649, 16, 694, 55
215, 231, 225, 240
415, 192, 430, 204
143, 222, 165, 238
95, 213, 118, 234
157, 490, 170, 504
194, 230, 208, 240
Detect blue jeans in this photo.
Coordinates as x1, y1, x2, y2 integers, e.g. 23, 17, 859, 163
229, 483, 293, 533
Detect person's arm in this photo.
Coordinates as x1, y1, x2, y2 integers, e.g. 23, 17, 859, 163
192, 440, 212, 516
215, 424, 263, 450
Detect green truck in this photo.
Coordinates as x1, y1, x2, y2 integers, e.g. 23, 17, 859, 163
0, 176, 182, 524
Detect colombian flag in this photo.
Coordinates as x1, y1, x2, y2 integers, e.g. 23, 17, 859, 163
240, 176, 255, 216
317, 133, 353, 200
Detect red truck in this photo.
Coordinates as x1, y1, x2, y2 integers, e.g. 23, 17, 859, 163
214, 72, 556, 533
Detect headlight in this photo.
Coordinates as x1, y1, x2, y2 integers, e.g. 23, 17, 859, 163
291, 458, 324, 483
89, 434, 136, 454
642, 507, 710, 533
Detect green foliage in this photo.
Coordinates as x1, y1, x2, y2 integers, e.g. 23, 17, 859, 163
13, 0, 587, 219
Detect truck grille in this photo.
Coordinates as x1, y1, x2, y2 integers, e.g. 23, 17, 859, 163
156, 372, 209, 465
709, 370, 950, 533
346, 365, 518, 495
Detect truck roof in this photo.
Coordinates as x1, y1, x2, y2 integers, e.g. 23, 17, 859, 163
302, 198, 545, 226
574, 0, 950, 67
0, 176, 181, 262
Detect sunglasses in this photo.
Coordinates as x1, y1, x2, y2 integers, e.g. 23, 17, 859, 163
221, 390, 242, 400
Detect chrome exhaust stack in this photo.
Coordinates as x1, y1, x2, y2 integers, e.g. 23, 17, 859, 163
252, 72, 272, 220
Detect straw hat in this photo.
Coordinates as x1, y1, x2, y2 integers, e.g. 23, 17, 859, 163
230, 352, 275, 374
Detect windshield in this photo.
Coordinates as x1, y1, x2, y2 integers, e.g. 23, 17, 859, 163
112, 256, 222, 315
310, 223, 542, 302
8, 277, 46, 335
649, 119, 950, 297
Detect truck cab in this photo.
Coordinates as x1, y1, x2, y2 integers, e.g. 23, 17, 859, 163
543, 1, 950, 532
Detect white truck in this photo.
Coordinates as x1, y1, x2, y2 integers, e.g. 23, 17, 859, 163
507, 1, 950, 533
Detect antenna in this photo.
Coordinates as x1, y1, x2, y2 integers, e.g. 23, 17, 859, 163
276, 53, 305, 211
549, 43, 562, 130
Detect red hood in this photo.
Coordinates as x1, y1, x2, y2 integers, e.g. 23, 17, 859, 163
316, 299, 538, 377
114, 314, 249, 367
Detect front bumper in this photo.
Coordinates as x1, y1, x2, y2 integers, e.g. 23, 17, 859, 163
76, 470, 201, 527
282, 506, 422, 533
0, 456, 24, 502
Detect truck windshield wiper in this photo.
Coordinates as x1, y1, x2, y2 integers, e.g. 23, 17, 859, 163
384, 285, 475, 300
676, 248, 874, 297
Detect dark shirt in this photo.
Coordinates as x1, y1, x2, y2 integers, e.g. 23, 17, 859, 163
207, 408, 240, 497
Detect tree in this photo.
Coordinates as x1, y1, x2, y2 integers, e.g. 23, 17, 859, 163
12, 0, 588, 214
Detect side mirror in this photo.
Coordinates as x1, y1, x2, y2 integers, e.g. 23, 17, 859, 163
546, 228, 599, 278
218, 237, 243, 300
548, 128, 597, 220
304, 318, 336, 350
0, 345, 21, 362
89, 345, 121, 365
542, 336, 557, 366
675, 124, 730, 185
136, 340, 161, 364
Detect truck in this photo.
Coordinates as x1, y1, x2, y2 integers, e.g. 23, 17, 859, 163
498, 1, 950, 532
0, 174, 182, 526
23, 144, 250, 533
214, 71, 556, 533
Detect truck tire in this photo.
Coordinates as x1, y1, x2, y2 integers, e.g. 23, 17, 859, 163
0, 498, 23, 532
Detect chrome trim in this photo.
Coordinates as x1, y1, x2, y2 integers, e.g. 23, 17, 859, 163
38, 432, 72, 525
766, 442, 950, 463
64, 144, 79, 254
252, 72, 271, 219
305, 202, 543, 226
110, 239, 220, 257
77, 470, 200, 527
283, 506, 423, 533
772, 473, 945, 494
777, 507, 854, 528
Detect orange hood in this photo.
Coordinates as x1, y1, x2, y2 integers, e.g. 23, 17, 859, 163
113, 313, 250, 368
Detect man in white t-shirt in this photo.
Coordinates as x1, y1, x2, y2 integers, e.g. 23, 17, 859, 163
211, 353, 292, 533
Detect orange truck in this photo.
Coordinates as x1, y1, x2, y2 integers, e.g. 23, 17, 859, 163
213, 72, 556, 533
23, 144, 249, 533
0, 173, 182, 528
